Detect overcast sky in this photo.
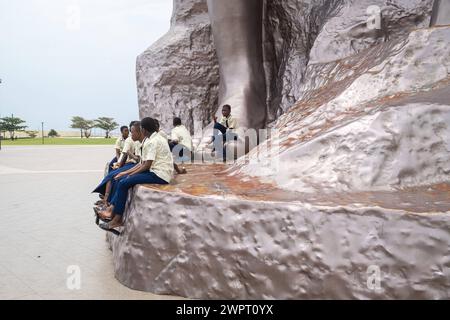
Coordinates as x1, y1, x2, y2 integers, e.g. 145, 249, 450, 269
0, 0, 173, 133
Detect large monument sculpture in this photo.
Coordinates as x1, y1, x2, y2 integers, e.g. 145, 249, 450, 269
138, 0, 444, 134
431, 0, 450, 26
206, 0, 267, 130
108, 0, 450, 299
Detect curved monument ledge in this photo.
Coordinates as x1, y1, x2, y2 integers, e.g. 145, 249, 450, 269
107, 164, 450, 299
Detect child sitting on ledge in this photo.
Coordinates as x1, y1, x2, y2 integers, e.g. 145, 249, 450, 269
210, 104, 238, 160
92, 121, 142, 207
97, 117, 174, 235
108, 125, 129, 173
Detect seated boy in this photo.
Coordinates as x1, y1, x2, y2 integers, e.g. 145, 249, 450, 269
93, 121, 143, 207
97, 117, 174, 234
154, 118, 187, 175
169, 117, 192, 164
108, 126, 129, 172
210, 104, 238, 160
112, 121, 138, 170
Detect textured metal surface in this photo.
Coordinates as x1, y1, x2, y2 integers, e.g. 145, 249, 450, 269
120, 1, 450, 299
136, 0, 219, 136
277, 0, 433, 114
235, 27, 450, 193
107, 169, 450, 299
137, 0, 435, 134
431, 0, 450, 26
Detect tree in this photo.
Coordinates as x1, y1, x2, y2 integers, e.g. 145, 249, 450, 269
71, 116, 87, 138
83, 120, 95, 138
0, 115, 27, 140
48, 129, 58, 138
95, 117, 118, 138
70, 116, 95, 138
25, 130, 38, 139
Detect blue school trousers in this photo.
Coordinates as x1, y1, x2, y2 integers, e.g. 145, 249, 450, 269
92, 162, 136, 198
110, 172, 168, 216
108, 157, 118, 173
212, 123, 237, 160
169, 142, 191, 162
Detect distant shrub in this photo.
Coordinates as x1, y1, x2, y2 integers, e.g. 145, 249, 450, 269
48, 129, 59, 138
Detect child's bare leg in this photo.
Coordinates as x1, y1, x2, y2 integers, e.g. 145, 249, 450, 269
108, 215, 124, 229
98, 205, 114, 220
103, 181, 112, 205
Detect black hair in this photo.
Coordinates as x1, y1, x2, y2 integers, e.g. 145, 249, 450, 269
129, 121, 137, 130
132, 121, 141, 131
222, 104, 231, 110
120, 126, 128, 133
173, 117, 182, 126
141, 117, 158, 134
154, 119, 160, 131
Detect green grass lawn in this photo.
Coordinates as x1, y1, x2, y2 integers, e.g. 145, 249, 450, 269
1, 138, 116, 146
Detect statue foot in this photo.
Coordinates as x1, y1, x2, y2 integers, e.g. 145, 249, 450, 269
219, 82, 267, 131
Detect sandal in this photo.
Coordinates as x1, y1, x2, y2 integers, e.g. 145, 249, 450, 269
93, 207, 112, 225
99, 222, 121, 236
94, 203, 109, 212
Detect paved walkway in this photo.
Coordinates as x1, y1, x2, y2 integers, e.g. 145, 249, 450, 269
0, 145, 180, 300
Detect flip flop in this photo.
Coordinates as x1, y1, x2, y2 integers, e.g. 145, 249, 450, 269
94, 204, 109, 212
93, 207, 112, 225
99, 222, 121, 236
93, 205, 110, 216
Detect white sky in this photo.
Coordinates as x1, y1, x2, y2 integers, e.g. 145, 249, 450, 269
0, 0, 173, 133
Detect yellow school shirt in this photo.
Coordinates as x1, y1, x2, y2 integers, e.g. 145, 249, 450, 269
141, 132, 174, 183
170, 125, 192, 150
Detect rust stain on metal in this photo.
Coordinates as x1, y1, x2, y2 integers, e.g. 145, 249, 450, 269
142, 164, 450, 214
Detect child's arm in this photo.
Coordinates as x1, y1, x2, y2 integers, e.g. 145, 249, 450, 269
129, 160, 153, 176
114, 163, 142, 180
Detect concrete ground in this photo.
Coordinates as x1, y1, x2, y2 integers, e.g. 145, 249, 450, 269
0, 145, 181, 300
